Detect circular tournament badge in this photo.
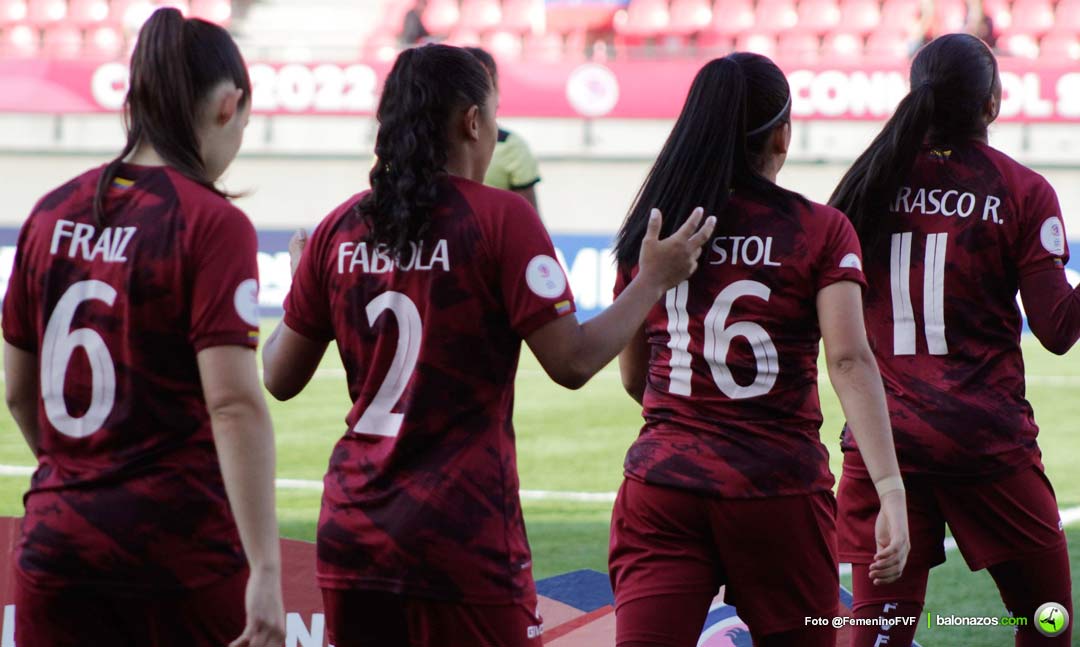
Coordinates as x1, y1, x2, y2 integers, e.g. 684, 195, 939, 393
525, 255, 568, 299
566, 63, 620, 118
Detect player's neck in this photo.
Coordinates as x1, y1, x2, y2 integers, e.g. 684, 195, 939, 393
444, 155, 484, 183
125, 142, 168, 168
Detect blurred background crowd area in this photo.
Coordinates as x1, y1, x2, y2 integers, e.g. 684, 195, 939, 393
0, 0, 1073, 66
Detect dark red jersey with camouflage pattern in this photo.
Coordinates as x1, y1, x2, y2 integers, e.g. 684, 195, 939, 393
616, 194, 866, 499
284, 175, 575, 605
1, 163, 259, 592
841, 142, 1067, 478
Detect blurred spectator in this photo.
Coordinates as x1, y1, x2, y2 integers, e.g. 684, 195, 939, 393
966, 0, 996, 48
402, 0, 431, 46
466, 47, 543, 214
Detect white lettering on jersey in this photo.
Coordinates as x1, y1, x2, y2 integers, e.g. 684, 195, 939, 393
49, 220, 137, 262
708, 236, 782, 267
336, 240, 451, 274
890, 187, 1001, 223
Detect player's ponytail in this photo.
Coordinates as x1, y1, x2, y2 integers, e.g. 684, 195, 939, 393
615, 53, 804, 268
829, 33, 998, 249
93, 7, 250, 224
360, 44, 492, 258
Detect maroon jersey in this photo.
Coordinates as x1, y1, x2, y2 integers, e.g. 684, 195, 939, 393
616, 194, 866, 498
1, 163, 258, 592
284, 176, 575, 604
841, 142, 1066, 477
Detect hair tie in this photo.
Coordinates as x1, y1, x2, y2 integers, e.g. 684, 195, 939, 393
747, 93, 792, 137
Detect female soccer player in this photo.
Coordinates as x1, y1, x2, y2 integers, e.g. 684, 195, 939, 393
261, 44, 715, 647
608, 52, 910, 647
2, 9, 283, 647
830, 33, 1077, 647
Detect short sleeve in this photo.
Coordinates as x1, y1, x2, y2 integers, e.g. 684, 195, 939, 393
815, 209, 868, 292
503, 133, 541, 191
1, 222, 37, 351
613, 264, 636, 300
489, 196, 575, 337
1015, 178, 1069, 278
188, 207, 261, 352
283, 216, 335, 343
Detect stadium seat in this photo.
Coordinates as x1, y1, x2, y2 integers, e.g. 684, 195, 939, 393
68, 0, 111, 25
821, 30, 864, 62
998, 30, 1039, 56
85, 23, 123, 57
485, 29, 524, 59
446, 27, 482, 45
500, 0, 542, 34
0, 0, 27, 24
777, 31, 819, 61
190, 0, 230, 24
26, 0, 65, 24
544, 1, 620, 33
523, 31, 565, 61
1007, 0, 1054, 36
460, 0, 502, 33
115, 0, 154, 30
735, 31, 777, 56
797, 0, 841, 36
702, 0, 754, 38
1040, 31, 1080, 59
613, 0, 670, 40
422, 0, 460, 34
864, 28, 911, 61
930, 0, 966, 35
837, 0, 880, 35
42, 23, 82, 57
753, 0, 798, 34
0, 22, 38, 56
880, 0, 919, 27
1054, 0, 1080, 33
667, 0, 712, 36
982, 0, 1011, 31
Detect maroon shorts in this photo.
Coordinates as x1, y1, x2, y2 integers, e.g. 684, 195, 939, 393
322, 588, 545, 647
15, 567, 246, 647
608, 478, 839, 638
837, 461, 1066, 570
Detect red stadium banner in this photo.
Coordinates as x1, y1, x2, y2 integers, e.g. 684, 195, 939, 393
1, 58, 1080, 122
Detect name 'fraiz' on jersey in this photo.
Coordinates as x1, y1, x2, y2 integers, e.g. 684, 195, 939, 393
891, 186, 1004, 223
50, 220, 137, 262
337, 240, 451, 274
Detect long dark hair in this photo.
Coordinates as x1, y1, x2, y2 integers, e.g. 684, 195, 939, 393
614, 52, 804, 267
829, 33, 998, 248
360, 44, 492, 257
94, 7, 250, 224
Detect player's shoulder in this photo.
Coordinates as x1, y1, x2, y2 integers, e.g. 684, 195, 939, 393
29, 166, 101, 219
972, 141, 1053, 195
163, 168, 248, 224
449, 174, 534, 218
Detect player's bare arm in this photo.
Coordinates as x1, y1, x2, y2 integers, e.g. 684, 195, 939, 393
3, 343, 40, 456
527, 208, 716, 390
817, 280, 910, 585
198, 346, 286, 647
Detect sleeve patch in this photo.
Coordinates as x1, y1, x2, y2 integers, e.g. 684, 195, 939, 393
525, 255, 567, 299
1041, 217, 1066, 256
839, 253, 863, 270
233, 278, 260, 327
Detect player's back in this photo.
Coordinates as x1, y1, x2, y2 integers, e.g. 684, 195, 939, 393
286, 175, 573, 604
621, 192, 865, 499
2, 163, 258, 591
843, 141, 1061, 477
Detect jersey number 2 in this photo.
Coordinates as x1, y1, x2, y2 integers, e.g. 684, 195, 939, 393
41, 280, 118, 438
665, 279, 779, 400
352, 292, 422, 438
890, 232, 949, 356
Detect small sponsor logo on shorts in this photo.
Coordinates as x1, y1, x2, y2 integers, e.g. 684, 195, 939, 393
1035, 602, 1069, 637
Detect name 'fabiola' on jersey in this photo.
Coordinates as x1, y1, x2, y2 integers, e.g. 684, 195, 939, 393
337, 239, 450, 274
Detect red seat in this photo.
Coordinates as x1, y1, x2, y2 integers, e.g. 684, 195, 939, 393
116, 0, 154, 30
26, 0, 65, 24
668, 0, 712, 35
460, 0, 502, 32
446, 27, 481, 45
613, 0, 670, 39
735, 31, 777, 56
1054, 0, 1080, 33
821, 30, 863, 62
69, 0, 111, 24
422, 0, 460, 34
754, 0, 798, 33
42, 23, 82, 57
705, 0, 754, 37
0, 0, 26, 24
880, 0, 919, 26
485, 29, 523, 58
1, 23, 38, 56
931, 0, 966, 35
544, 3, 618, 33
1007, 0, 1054, 36
797, 0, 841, 35
838, 0, 879, 35
523, 31, 565, 61
865, 28, 910, 61
500, 0, 541, 33
190, 0, 230, 24
982, 0, 1011, 31
777, 31, 819, 61
1040, 31, 1080, 59
86, 23, 123, 58
998, 30, 1039, 56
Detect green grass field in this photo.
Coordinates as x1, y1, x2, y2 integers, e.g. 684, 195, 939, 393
1, 330, 1079, 645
